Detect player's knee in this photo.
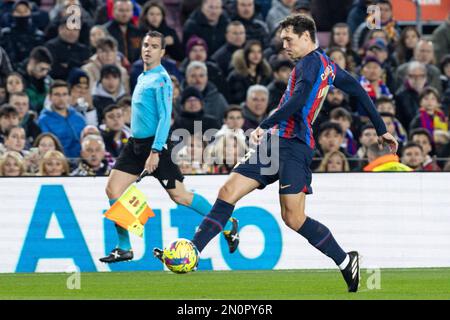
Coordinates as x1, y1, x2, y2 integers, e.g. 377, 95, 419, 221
218, 184, 236, 204
282, 209, 306, 231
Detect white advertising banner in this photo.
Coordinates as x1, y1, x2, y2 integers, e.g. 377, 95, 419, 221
0, 173, 449, 273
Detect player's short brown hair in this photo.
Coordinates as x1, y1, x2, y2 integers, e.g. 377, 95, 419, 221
279, 14, 316, 43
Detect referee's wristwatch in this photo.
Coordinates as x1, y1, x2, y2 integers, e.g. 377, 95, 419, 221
151, 149, 162, 155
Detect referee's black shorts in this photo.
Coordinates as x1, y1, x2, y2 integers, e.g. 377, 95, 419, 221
113, 136, 184, 189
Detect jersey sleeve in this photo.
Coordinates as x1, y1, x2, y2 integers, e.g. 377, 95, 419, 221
152, 76, 173, 152
259, 57, 320, 130
332, 63, 387, 136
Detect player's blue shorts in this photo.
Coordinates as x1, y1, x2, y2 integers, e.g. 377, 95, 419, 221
233, 134, 313, 195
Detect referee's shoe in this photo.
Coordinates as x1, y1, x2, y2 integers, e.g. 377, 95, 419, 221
99, 248, 133, 263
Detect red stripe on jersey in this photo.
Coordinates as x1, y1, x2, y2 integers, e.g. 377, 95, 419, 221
283, 70, 297, 137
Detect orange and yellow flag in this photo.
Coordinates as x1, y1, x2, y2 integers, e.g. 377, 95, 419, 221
104, 185, 155, 237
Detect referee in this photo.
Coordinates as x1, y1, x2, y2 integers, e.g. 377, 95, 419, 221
100, 31, 239, 263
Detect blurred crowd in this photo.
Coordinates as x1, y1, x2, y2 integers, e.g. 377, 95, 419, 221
0, 0, 449, 177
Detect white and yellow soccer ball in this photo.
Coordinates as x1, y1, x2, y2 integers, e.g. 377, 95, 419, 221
163, 238, 199, 274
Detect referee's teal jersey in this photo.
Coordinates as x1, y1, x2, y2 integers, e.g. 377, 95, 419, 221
131, 64, 173, 151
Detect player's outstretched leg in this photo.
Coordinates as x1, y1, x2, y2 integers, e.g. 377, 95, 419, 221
100, 170, 136, 263
166, 181, 239, 253
281, 193, 359, 292
191, 174, 259, 254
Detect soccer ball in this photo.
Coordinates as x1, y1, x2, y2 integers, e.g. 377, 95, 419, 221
163, 238, 199, 274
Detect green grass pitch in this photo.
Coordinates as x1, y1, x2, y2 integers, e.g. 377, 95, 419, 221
1, 268, 449, 300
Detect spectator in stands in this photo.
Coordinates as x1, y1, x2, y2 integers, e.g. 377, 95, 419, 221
25, 132, 64, 174
346, 0, 376, 33
242, 84, 269, 131
89, 25, 109, 54
363, 142, 412, 172
172, 86, 221, 135
9, 92, 41, 145
0, 0, 45, 68
214, 105, 246, 143
394, 26, 420, 66
395, 61, 428, 129
183, 0, 229, 55
356, 124, 378, 160
431, 12, 450, 65
375, 96, 407, 145
181, 61, 228, 121
327, 47, 356, 77
17, 46, 53, 113
1, 125, 27, 157
0, 47, 13, 86
359, 57, 392, 104
227, 40, 272, 104
0, 104, 19, 144
117, 95, 131, 127
231, 0, 269, 47
328, 23, 360, 70
353, 0, 400, 50
44, 16, 91, 80
67, 68, 98, 126
364, 38, 396, 92
206, 131, 247, 174
267, 59, 294, 112
0, 151, 27, 176
180, 36, 227, 98
314, 122, 351, 169
316, 150, 350, 173
0, 83, 5, 105
92, 64, 126, 122
5, 72, 25, 100
211, 21, 246, 77
440, 55, 450, 104
401, 142, 426, 171
71, 134, 111, 176
103, 0, 144, 63
176, 133, 208, 174
395, 40, 443, 94
330, 108, 357, 156
410, 129, 442, 172
138, 1, 183, 62
38, 150, 70, 176
46, 0, 94, 47
82, 36, 130, 94
409, 87, 447, 135
380, 112, 405, 149
266, 0, 297, 35
38, 80, 86, 158
100, 104, 130, 158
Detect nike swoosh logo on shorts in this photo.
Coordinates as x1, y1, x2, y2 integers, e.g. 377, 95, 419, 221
280, 184, 291, 189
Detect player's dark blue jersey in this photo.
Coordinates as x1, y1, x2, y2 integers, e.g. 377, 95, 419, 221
259, 48, 387, 149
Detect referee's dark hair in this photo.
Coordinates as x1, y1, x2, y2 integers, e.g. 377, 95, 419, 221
145, 31, 166, 49
279, 14, 316, 42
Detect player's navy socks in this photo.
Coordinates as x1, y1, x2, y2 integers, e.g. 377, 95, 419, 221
297, 217, 347, 266
109, 198, 131, 251
192, 199, 234, 252
188, 193, 234, 230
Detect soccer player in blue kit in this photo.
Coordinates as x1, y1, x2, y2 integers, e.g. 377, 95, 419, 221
100, 31, 239, 263
155, 15, 399, 292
